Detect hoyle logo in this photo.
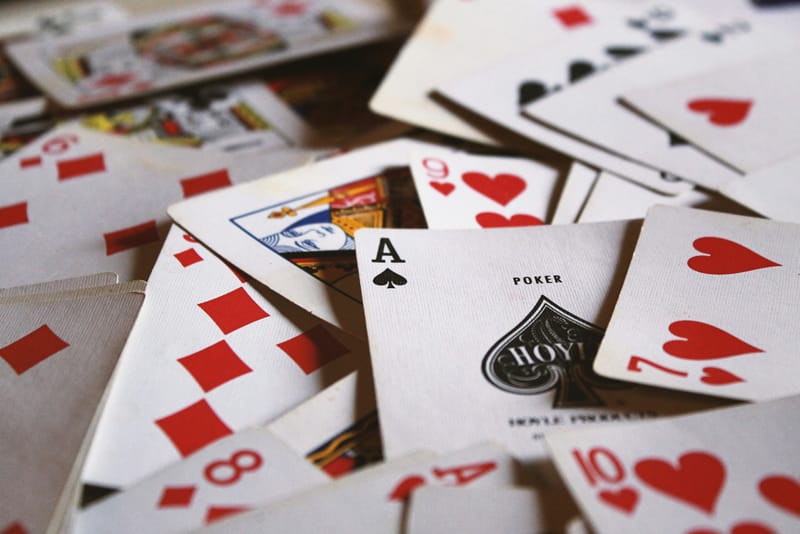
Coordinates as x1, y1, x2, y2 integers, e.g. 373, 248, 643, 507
482, 296, 629, 407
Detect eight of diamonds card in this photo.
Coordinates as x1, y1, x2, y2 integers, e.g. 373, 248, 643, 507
6, 0, 408, 108
169, 137, 440, 338
545, 395, 800, 534
83, 225, 366, 490
355, 223, 726, 464
593, 205, 800, 401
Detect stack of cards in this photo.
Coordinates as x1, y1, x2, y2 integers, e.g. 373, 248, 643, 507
3, 0, 800, 532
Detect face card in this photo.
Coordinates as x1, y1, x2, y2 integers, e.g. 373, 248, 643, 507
406, 486, 579, 534
369, 0, 599, 146
545, 395, 800, 534
194, 443, 518, 533
0, 281, 144, 534
593, 205, 800, 401
720, 152, 800, 223
355, 224, 727, 465
168, 137, 443, 338
551, 161, 597, 224
76, 427, 328, 533
576, 171, 745, 223
409, 147, 562, 229
268, 371, 383, 479
82, 225, 367, 490
622, 47, 800, 174
6, 0, 409, 108
0, 122, 314, 288
437, 2, 702, 195
81, 80, 319, 154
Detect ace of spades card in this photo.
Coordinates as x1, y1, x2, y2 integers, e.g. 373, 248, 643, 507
593, 205, 800, 401
355, 223, 727, 465
545, 395, 800, 534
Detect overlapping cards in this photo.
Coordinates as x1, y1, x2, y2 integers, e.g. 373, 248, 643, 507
3, 0, 800, 532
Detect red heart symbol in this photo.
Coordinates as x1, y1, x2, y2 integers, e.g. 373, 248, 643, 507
388, 475, 426, 501
663, 321, 762, 360
475, 212, 543, 228
759, 475, 800, 516
700, 366, 745, 386
688, 98, 752, 127
598, 487, 639, 514
688, 522, 776, 534
462, 172, 526, 206
429, 181, 455, 196
689, 237, 780, 275
634, 451, 725, 514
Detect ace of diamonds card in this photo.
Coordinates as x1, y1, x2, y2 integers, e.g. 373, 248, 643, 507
355, 223, 725, 463
593, 205, 800, 401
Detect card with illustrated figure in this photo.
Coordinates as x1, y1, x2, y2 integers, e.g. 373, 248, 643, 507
6, 0, 409, 108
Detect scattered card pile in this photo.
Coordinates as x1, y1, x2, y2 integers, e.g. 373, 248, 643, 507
2, 0, 800, 533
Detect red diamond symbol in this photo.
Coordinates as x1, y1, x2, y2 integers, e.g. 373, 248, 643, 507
0, 325, 69, 375
155, 400, 232, 457
553, 6, 593, 28
178, 340, 253, 393
157, 485, 196, 508
174, 248, 203, 267
57, 152, 106, 181
1, 521, 28, 534
19, 156, 41, 169
103, 220, 160, 256
180, 169, 232, 198
205, 505, 250, 524
198, 287, 269, 335
0, 202, 29, 229
277, 324, 350, 375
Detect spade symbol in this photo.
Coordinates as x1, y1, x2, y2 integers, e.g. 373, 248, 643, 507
518, 81, 549, 106
668, 131, 689, 147
373, 268, 407, 289
604, 46, 645, 61
568, 60, 596, 83
649, 28, 684, 42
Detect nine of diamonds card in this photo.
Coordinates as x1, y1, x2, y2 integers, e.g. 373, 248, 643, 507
355, 223, 728, 464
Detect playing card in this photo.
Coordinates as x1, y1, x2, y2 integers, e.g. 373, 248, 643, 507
721, 152, 800, 223
168, 137, 441, 338
355, 224, 725, 465
0, 100, 53, 162
519, 18, 792, 189
551, 161, 597, 224
406, 485, 579, 534
369, 0, 602, 146
577, 171, 744, 223
409, 147, 562, 229
0, 280, 145, 534
593, 205, 800, 401
83, 225, 367, 490
545, 395, 800, 533
622, 47, 800, 174
80, 80, 319, 153
6, 0, 409, 108
268, 370, 382, 478
0, 272, 117, 299
192, 443, 518, 533
76, 427, 328, 533
0, 122, 315, 287
0, 1, 128, 40
437, 2, 702, 195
